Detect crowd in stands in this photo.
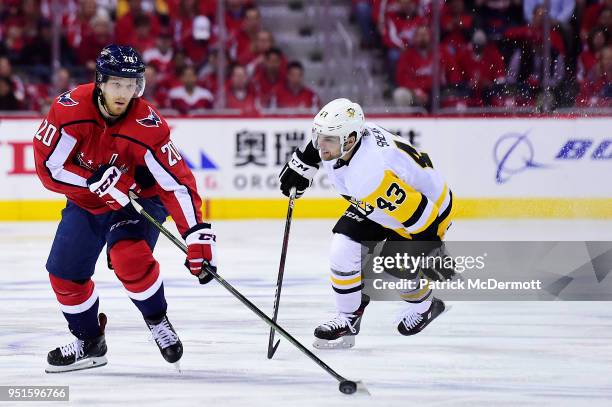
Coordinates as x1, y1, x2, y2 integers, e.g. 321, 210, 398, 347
353, 0, 612, 109
2, 0, 611, 113
0, 0, 320, 114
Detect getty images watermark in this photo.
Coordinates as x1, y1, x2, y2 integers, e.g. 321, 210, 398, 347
361, 241, 612, 301
370, 251, 542, 291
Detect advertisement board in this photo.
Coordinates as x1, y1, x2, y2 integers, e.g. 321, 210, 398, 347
1, 117, 611, 219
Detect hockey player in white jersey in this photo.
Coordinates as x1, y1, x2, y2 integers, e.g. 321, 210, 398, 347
279, 98, 454, 349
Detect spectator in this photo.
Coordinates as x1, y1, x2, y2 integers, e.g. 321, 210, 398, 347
383, 0, 428, 69
182, 15, 213, 67
20, 0, 46, 45
169, 65, 214, 113
19, 19, 75, 82
505, 5, 566, 94
352, 0, 380, 48
143, 28, 174, 78
225, 0, 250, 38
51, 67, 77, 96
63, 0, 98, 50
27, 67, 76, 113
580, 0, 612, 42
167, 0, 220, 20
198, 0, 218, 19
456, 29, 506, 106
225, 64, 257, 114
171, 0, 200, 46
441, 0, 474, 55
167, 49, 192, 86
474, 0, 523, 41
232, 6, 263, 65
276, 61, 320, 110
170, 0, 216, 67
394, 25, 460, 107
0, 56, 25, 105
578, 27, 609, 82
1, 0, 26, 59
524, 0, 575, 65
142, 65, 169, 108
115, 0, 161, 42
0, 76, 21, 110
596, 7, 612, 36
244, 30, 277, 76
371, 0, 394, 36
198, 48, 224, 94
125, 14, 157, 54
576, 45, 612, 106
253, 47, 286, 108
77, 11, 115, 72
524, 0, 575, 25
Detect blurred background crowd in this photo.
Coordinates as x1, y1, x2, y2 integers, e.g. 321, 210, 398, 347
0, 0, 609, 115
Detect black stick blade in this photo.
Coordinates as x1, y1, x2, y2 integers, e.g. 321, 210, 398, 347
267, 339, 280, 359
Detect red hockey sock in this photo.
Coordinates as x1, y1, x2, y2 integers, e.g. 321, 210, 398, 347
109, 240, 166, 318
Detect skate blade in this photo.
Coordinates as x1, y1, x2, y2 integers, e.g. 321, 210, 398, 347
173, 361, 182, 373
313, 336, 355, 350
45, 356, 107, 373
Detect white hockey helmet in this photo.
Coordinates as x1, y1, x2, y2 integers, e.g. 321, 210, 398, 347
312, 98, 365, 155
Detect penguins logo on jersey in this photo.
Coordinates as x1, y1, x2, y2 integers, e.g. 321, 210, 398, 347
57, 90, 79, 107
342, 195, 374, 216
137, 106, 162, 128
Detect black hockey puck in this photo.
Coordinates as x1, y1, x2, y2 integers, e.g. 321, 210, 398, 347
339, 380, 357, 394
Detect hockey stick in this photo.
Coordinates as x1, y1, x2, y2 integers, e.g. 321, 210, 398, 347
128, 192, 368, 395
267, 186, 296, 359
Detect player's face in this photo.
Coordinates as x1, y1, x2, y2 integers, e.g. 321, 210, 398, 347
101, 77, 138, 115
317, 135, 342, 161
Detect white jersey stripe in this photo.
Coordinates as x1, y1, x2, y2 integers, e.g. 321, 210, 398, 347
144, 149, 197, 229
45, 129, 88, 187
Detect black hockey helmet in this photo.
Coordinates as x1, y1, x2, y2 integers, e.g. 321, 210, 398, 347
95, 44, 146, 97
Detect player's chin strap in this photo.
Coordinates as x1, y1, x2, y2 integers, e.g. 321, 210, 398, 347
95, 87, 114, 117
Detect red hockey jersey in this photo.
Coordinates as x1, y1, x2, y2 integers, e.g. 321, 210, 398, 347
33, 83, 203, 235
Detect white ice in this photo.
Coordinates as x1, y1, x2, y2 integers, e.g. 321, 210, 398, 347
1, 219, 612, 406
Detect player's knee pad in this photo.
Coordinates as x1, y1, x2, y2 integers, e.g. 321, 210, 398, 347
49, 274, 98, 313
109, 240, 161, 297
329, 233, 364, 294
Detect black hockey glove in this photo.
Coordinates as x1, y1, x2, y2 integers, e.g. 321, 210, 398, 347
279, 150, 318, 199
419, 243, 456, 282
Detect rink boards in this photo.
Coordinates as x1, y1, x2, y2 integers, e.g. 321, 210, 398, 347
0, 116, 611, 220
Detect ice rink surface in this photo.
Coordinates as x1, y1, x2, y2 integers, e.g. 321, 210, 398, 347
1, 218, 612, 406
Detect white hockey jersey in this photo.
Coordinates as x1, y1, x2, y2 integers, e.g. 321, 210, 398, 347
321, 122, 453, 240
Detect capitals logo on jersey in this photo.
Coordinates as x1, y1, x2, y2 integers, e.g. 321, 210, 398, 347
137, 106, 162, 128
57, 90, 79, 107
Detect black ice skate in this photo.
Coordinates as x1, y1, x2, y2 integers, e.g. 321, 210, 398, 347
396, 297, 446, 336
145, 314, 183, 368
45, 313, 108, 373
313, 294, 370, 349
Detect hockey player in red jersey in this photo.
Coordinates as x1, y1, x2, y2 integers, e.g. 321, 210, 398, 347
33, 45, 217, 373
